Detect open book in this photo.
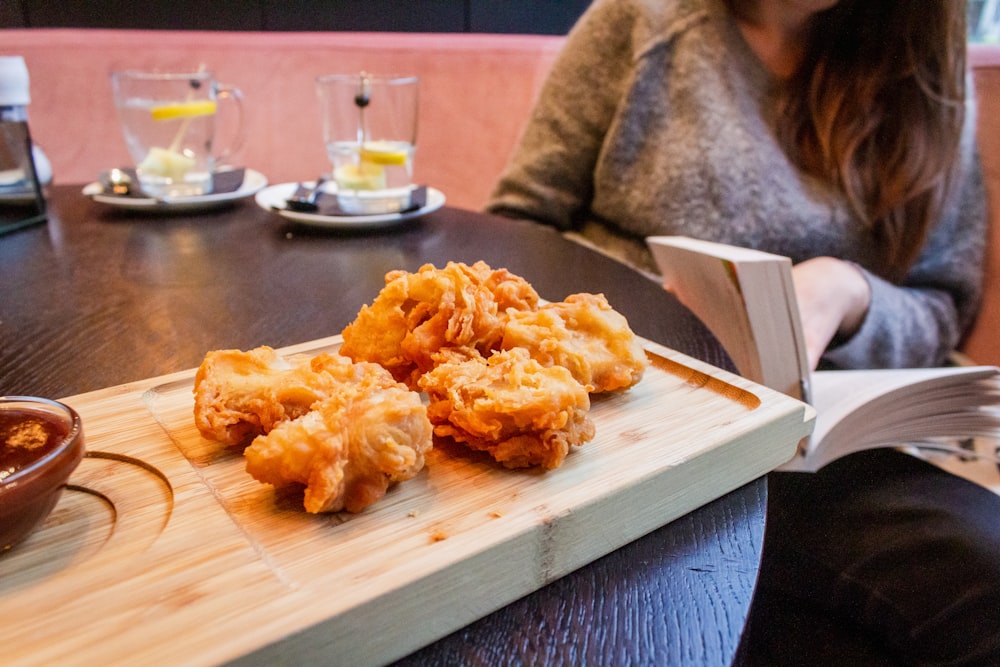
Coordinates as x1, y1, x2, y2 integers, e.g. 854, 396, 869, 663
647, 235, 1000, 472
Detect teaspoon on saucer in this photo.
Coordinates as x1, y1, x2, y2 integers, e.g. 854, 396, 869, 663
285, 177, 328, 212
99, 168, 134, 196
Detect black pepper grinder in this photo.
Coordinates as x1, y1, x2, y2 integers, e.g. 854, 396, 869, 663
0, 55, 47, 234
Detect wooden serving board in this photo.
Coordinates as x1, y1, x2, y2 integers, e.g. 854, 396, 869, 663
0, 336, 814, 666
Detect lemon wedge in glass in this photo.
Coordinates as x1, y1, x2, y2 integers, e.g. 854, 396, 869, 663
359, 141, 411, 166
150, 100, 218, 121
334, 163, 387, 190
138, 146, 196, 180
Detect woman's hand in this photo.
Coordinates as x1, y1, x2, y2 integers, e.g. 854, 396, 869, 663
792, 257, 871, 369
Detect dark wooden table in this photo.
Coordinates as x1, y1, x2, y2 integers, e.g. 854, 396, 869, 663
0, 186, 765, 666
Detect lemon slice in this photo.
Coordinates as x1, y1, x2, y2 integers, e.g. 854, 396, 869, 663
150, 100, 217, 121
334, 163, 386, 190
359, 141, 410, 166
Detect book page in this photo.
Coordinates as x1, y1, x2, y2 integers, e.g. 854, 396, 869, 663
647, 236, 810, 401
780, 365, 1000, 472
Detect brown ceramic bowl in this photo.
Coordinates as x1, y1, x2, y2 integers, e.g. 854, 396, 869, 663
0, 396, 85, 553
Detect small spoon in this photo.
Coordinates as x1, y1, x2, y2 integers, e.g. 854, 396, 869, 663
100, 168, 134, 196
285, 177, 328, 212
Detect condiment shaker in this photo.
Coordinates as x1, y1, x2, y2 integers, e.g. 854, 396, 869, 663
0, 55, 46, 233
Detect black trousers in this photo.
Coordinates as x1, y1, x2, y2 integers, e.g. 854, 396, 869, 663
741, 448, 1000, 666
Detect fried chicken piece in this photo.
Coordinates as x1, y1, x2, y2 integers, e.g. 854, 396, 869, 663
501, 293, 647, 393
244, 374, 433, 513
340, 261, 540, 389
418, 347, 594, 470
193, 346, 395, 446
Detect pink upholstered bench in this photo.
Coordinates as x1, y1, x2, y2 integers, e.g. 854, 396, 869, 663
4, 29, 564, 211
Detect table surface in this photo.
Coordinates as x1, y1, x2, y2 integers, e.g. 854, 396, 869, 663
1, 186, 765, 666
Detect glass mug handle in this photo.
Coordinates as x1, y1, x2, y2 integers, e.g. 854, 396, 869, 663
212, 83, 245, 167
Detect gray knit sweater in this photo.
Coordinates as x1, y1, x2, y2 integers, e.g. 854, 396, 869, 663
486, 0, 987, 371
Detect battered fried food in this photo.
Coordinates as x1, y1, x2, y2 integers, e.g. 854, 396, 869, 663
194, 345, 432, 513
244, 375, 432, 513
195, 262, 647, 505
193, 346, 396, 446
340, 261, 540, 389
418, 347, 595, 470
194, 346, 328, 446
501, 293, 648, 393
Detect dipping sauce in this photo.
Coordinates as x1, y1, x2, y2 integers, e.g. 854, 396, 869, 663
0, 408, 70, 483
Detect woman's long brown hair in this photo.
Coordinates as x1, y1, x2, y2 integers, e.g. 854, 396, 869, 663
727, 0, 968, 280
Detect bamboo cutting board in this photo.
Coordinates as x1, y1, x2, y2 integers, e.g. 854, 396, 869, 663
0, 336, 814, 666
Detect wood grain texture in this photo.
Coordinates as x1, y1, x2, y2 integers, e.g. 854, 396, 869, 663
0, 334, 811, 666
2, 187, 781, 665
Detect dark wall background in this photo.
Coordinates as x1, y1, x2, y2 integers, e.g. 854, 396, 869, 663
0, 0, 592, 34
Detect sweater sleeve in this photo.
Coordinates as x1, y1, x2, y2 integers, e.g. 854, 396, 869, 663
823, 111, 987, 370
485, 0, 641, 230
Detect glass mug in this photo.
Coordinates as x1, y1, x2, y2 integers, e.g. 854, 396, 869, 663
110, 69, 244, 198
316, 73, 419, 214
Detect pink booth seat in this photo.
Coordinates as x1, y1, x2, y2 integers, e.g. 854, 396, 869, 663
5, 29, 564, 211
965, 44, 1000, 366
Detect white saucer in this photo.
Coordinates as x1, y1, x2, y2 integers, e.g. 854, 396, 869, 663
82, 168, 268, 211
256, 181, 446, 229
